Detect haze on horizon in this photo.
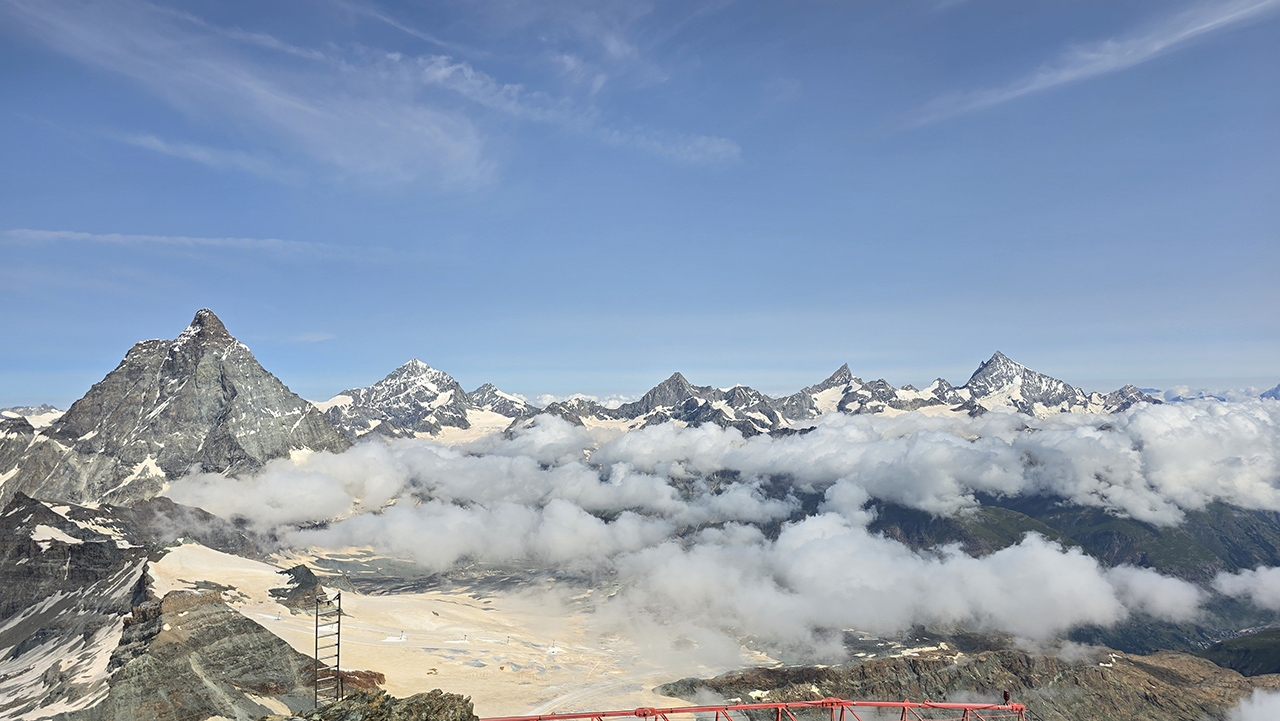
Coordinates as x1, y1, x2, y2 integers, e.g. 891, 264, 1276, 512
1, 0, 1277, 408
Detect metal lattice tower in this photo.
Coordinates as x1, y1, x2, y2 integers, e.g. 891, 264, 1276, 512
314, 590, 343, 708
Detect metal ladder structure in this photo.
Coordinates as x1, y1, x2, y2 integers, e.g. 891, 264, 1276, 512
314, 590, 343, 708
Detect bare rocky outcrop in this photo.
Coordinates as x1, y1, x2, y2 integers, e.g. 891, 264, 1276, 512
659, 647, 1280, 721
61, 589, 318, 721
261, 688, 478, 721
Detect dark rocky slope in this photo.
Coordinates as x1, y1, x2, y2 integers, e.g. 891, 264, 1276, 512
1199, 628, 1280, 677
62, 589, 317, 721
0, 492, 294, 719
0, 495, 149, 718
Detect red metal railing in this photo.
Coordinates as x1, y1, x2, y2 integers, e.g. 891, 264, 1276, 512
484, 698, 1025, 721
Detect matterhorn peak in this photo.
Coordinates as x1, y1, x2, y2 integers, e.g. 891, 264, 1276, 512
175, 308, 232, 345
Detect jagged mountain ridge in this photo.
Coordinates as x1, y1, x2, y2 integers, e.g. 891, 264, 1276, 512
0, 310, 350, 507
530, 352, 1160, 437
319, 359, 538, 440
538, 372, 786, 436
0, 308, 1167, 499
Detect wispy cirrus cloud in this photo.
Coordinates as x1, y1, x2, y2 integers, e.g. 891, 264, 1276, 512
917, 0, 1280, 124
3, 228, 330, 256
324, 0, 479, 56
405, 53, 739, 163
0, 0, 492, 187
0, 0, 738, 186
116, 134, 297, 181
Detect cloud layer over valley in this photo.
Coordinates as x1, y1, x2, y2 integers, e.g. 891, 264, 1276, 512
167, 398, 1280, 658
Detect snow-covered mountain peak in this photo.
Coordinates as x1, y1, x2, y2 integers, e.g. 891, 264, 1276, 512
959, 352, 1157, 416
467, 383, 538, 419
660, 371, 692, 389
398, 358, 434, 373
970, 350, 1022, 376
1263, 383, 1280, 401
323, 362, 544, 439
385, 358, 454, 387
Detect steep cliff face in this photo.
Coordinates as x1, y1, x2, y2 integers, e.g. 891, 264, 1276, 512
660, 647, 1280, 721
64, 589, 318, 721
0, 492, 286, 720
0, 309, 350, 506
0, 494, 148, 720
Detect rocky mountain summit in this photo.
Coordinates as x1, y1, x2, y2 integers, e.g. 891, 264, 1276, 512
773, 363, 963, 421
961, 351, 1153, 416
319, 360, 536, 439
466, 383, 538, 420
0, 310, 350, 506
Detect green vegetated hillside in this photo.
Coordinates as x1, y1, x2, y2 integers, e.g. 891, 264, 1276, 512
1199, 628, 1280, 677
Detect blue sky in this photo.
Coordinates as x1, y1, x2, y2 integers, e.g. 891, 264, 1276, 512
1, 0, 1277, 407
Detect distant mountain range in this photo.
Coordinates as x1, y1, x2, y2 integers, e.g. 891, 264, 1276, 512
3, 308, 1276, 507
320, 349, 1159, 440
529, 352, 1155, 437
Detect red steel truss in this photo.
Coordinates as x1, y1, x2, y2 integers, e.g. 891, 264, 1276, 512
484, 698, 1025, 721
